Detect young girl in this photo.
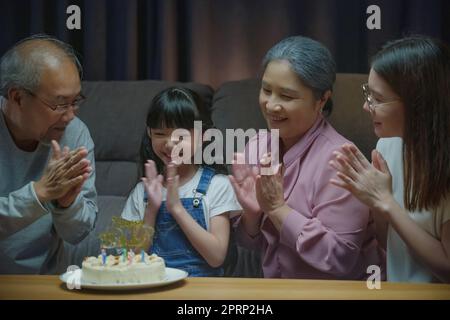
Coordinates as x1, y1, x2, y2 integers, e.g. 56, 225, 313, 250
121, 87, 241, 277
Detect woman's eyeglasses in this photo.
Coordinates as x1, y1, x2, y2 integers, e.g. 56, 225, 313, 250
362, 83, 399, 113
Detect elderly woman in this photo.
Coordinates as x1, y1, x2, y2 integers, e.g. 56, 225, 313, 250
330, 36, 450, 283
229, 36, 384, 280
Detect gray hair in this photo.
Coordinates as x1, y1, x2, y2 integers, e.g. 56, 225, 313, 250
0, 34, 82, 97
262, 36, 336, 115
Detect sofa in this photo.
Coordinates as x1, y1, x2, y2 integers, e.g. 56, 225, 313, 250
63, 73, 376, 277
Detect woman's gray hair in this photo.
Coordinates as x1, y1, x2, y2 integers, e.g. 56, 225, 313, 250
262, 36, 336, 115
0, 34, 82, 97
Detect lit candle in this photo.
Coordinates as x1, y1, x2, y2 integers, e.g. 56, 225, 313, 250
101, 248, 106, 265
128, 251, 133, 265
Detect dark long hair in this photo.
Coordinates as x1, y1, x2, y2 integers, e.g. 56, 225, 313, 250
140, 87, 227, 176
371, 36, 450, 211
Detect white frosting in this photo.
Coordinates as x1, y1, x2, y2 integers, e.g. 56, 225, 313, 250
81, 252, 166, 284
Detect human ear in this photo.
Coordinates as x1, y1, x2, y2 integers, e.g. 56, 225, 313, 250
316, 90, 332, 112
7, 87, 24, 107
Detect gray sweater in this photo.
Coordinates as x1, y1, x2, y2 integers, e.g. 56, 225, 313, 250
0, 111, 97, 274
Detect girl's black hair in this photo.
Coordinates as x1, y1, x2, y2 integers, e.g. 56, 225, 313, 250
140, 86, 228, 176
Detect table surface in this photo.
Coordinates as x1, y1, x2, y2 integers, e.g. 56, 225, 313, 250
1, 275, 449, 300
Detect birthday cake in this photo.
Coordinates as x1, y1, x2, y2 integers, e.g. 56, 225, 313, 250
81, 252, 166, 284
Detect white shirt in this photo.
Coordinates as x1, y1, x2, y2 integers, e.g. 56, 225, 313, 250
121, 167, 242, 229
377, 138, 450, 282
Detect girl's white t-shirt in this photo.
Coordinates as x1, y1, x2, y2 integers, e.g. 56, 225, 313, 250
377, 137, 450, 283
121, 167, 242, 230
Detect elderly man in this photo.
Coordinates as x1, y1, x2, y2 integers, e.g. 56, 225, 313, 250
0, 35, 97, 274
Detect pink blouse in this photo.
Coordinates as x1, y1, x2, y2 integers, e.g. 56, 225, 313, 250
237, 116, 385, 280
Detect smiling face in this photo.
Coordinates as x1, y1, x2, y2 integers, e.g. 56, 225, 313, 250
365, 68, 405, 138
259, 59, 325, 151
14, 58, 81, 145
148, 127, 199, 165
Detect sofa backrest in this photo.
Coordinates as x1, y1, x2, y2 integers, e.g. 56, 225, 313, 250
327, 74, 378, 158
212, 74, 377, 159
77, 81, 214, 197
78, 74, 377, 198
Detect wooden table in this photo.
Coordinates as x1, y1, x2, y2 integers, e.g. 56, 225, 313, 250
1, 275, 449, 300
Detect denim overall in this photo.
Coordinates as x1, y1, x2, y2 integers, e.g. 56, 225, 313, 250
145, 167, 223, 277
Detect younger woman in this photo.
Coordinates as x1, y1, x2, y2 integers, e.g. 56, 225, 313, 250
330, 36, 450, 282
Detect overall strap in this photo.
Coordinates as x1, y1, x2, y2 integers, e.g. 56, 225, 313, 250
143, 190, 148, 203
195, 167, 216, 195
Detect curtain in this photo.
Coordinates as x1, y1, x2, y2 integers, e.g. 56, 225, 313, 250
1, 0, 448, 88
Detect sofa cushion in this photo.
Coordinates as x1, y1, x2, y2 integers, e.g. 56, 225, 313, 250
212, 78, 267, 133
63, 195, 127, 267
328, 74, 378, 158
95, 161, 138, 198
